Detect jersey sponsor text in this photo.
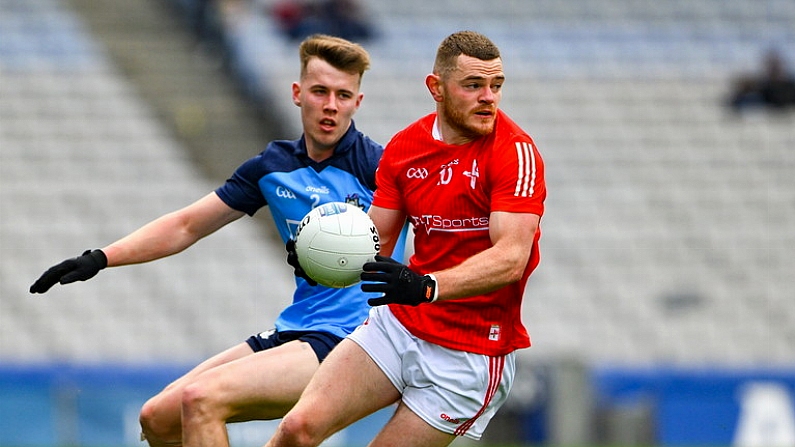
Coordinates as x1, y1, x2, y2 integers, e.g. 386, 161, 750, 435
410, 214, 489, 235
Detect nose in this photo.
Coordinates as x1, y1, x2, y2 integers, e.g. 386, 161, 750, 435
324, 94, 338, 112
480, 86, 496, 104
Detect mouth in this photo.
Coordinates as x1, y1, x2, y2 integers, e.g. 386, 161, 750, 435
474, 109, 494, 118
319, 118, 336, 131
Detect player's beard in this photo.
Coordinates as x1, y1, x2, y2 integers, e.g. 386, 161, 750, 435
441, 96, 495, 140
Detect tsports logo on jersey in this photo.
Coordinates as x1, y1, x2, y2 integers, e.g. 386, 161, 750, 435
410, 214, 489, 235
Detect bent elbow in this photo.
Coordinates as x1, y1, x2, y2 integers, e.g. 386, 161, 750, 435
505, 249, 532, 283
506, 264, 525, 284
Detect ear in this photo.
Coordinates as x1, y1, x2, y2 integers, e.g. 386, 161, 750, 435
425, 73, 443, 103
291, 82, 301, 106
354, 92, 364, 110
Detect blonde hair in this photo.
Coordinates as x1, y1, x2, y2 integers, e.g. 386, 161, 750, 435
299, 34, 371, 82
433, 31, 501, 79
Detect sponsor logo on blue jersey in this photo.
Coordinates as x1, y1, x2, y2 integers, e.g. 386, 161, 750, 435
276, 186, 296, 199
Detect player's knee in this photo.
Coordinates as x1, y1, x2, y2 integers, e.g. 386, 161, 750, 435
181, 380, 220, 419
276, 411, 324, 447
139, 396, 181, 444
139, 396, 162, 432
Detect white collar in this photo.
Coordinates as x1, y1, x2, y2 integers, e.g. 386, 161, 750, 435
432, 116, 443, 141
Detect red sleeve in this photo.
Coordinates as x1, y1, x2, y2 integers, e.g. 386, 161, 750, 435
489, 136, 546, 216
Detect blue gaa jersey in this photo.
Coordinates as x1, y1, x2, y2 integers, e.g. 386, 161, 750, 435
215, 122, 392, 338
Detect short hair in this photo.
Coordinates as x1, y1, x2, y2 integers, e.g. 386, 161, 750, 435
299, 34, 371, 82
433, 31, 501, 79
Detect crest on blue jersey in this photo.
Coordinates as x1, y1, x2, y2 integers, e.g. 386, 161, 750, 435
317, 202, 348, 217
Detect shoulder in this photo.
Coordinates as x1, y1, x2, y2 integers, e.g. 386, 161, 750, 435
494, 110, 532, 143
349, 128, 384, 158
235, 139, 304, 178
490, 111, 542, 160
337, 124, 384, 169
261, 139, 303, 164
384, 113, 435, 157
390, 113, 435, 142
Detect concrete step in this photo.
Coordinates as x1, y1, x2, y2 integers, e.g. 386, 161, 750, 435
65, 0, 282, 182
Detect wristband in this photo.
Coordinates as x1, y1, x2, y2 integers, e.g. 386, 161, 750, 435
425, 273, 439, 302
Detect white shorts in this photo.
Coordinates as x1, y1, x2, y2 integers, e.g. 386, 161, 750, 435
348, 305, 516, 440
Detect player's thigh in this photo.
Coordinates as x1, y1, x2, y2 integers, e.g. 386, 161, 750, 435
371, 401, 456, 447
290, 338, 401, 433
141, 342, 255, 433
197, 339, 321, 421
180, 342, 256, 383
146, 343, 254, 411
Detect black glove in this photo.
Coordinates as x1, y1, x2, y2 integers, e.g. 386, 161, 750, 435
29, 249, 108, 294
361, 255, 437, 306
285, 239, 317, 286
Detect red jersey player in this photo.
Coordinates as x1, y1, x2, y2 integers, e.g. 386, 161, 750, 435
367, 107, 544, 356
266, 31, 546, 447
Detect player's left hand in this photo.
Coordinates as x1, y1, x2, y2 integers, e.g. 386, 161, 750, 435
361, 255, 437, 306
286, 239, 317, 286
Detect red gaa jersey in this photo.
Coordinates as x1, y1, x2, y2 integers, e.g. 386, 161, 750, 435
372, 110, 546, 356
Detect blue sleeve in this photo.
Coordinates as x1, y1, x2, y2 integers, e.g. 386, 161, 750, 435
215, 154, 269, 216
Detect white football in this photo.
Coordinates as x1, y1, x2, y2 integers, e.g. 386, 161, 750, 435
294, 202, 380, 288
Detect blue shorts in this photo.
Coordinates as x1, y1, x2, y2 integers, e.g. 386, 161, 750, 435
246, 329, 344, 363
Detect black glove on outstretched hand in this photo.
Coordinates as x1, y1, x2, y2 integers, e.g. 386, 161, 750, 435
285, 239, 317, 286
29, 249, 108, 294
361, 255, 437, 306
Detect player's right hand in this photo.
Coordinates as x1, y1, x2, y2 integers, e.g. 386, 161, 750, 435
361, 256, 437, 306
285, 239, 317, 286
29, 249, 108, 294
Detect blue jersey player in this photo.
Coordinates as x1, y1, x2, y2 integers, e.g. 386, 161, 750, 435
29, 35, 389, 447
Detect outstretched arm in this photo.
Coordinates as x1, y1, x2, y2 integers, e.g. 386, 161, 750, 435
30, 192, 244, 293
102, 192, 244, 267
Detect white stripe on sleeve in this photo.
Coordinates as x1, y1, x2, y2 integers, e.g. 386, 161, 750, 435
514, 141, 536, 197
